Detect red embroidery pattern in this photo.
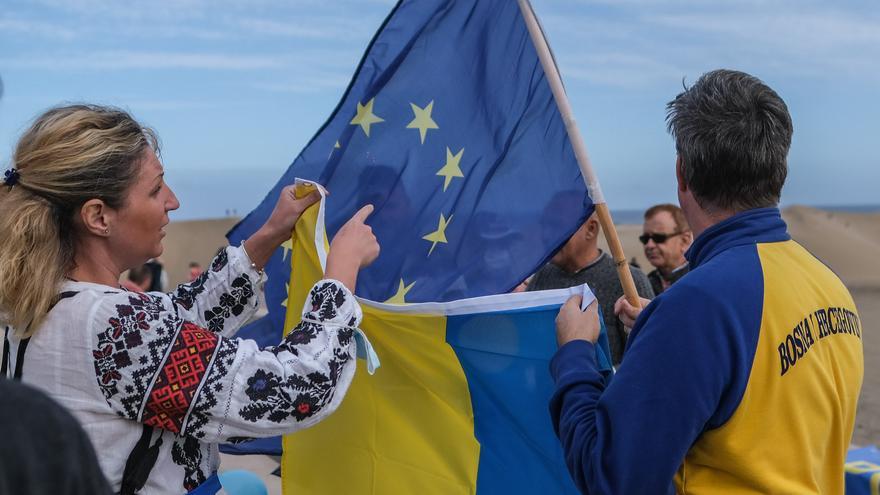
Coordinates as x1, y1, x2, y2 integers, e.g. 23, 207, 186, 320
142, 323, 218, 433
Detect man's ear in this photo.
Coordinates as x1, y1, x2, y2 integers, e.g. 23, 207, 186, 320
79, 199, 114, 237
676, 156, 687, 193
682, 230, 694, 245
584, 217, 600, 239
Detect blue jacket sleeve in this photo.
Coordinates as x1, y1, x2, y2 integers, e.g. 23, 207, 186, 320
549, 277, 760, 494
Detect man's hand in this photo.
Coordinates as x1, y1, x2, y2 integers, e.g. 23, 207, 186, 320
555, 295, 600, 347
614, 296, 651, 332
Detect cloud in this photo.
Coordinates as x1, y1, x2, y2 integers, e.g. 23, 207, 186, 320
0, 15, 78, 40
0, 51, 288, 70
118, 99, 218, 111
534, 0, 880, 87
557, 52, 685, 88
235, 17, 376, 41
252, 75, 350, 94
651, 10, 880, 50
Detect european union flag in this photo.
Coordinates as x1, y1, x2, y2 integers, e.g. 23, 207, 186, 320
228, 0, 592, 313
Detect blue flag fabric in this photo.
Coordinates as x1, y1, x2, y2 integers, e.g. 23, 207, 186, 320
224, 0, 593, 456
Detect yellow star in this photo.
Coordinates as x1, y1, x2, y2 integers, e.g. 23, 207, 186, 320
334, 140, 341, 149
349, 98, 384, 137
436, 147, 464, 192
384, 279, 416, 305
281, 238, 293, 261
406, 101, 439, 144
281, 283, 290, 308
422, 213, 453, 256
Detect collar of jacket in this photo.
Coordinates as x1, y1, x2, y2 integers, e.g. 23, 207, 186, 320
685, 207, 791, 269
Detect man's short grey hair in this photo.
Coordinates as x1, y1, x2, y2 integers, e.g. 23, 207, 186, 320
666, 69, 793, 212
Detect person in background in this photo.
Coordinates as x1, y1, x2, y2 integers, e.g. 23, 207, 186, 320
121, 264, 153, 292
188, 262, 204, 282
528, 212, 653, 365
0, 379, 113, 494
641, 203, 692, 295
550, 69, 863, 493
144, 258, 168, 292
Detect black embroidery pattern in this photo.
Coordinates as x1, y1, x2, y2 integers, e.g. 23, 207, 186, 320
237, 281, 354, 424
92, 293, 176, 418
308, 281, 347, 321
286, 320, 320, 347
182, 337, 239, 438
170, 248, 228, 311
203, 274, 254, 333
237, 363, 344, 424
171, 270, 209, 311
171, 435, 205, 492
210, 248, 229, 272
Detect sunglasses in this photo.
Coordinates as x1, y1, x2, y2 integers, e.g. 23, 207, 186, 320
639, 232, 682, 245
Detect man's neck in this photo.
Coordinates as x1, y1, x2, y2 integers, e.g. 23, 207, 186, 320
680, 193, 737, 238
556, 247, 602, 274
689, 207, 737, 238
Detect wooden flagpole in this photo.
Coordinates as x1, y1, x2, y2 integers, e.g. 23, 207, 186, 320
517, 0, 641, 307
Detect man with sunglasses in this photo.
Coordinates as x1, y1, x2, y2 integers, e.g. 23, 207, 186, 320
549, 69, 863, 494
641, 203, 693, 295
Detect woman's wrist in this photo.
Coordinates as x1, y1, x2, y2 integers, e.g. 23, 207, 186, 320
258, 220, 292, 247
324, 256, 358, 292
244, 225, 291, 271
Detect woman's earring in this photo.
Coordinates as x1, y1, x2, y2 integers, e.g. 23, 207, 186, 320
104, 228, 110, 235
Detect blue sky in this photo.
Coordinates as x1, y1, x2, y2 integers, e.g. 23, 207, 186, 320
1, 0, 878, 220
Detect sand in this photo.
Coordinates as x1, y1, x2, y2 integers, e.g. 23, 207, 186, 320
783, 206, 880, 290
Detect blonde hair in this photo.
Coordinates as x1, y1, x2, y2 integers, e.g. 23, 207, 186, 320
0, 104, 158, 336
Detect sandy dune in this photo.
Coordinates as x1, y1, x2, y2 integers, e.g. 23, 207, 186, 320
598, 206, 880, 290
783, 206, 880, 289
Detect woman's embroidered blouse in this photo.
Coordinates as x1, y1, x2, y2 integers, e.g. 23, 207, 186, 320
5, 245, 360, 494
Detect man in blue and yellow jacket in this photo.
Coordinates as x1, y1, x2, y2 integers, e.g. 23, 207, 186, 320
550, 69, 864, 494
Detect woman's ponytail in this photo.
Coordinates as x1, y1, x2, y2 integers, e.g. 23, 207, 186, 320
0, 187, 68, 335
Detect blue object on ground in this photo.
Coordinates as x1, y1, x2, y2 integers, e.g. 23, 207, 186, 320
845, 445, 880, 495
218, 470, 268, 495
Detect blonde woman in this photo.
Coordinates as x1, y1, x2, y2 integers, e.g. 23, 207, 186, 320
0, 105, 379, 494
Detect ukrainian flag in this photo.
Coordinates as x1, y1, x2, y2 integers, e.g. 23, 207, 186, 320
282, 182, 611, 493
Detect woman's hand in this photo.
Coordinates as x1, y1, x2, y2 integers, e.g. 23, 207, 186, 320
263, 185, 323, 244
243, 185, 322, 271
325, 205, 381, 291
555, 295, 600, 347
